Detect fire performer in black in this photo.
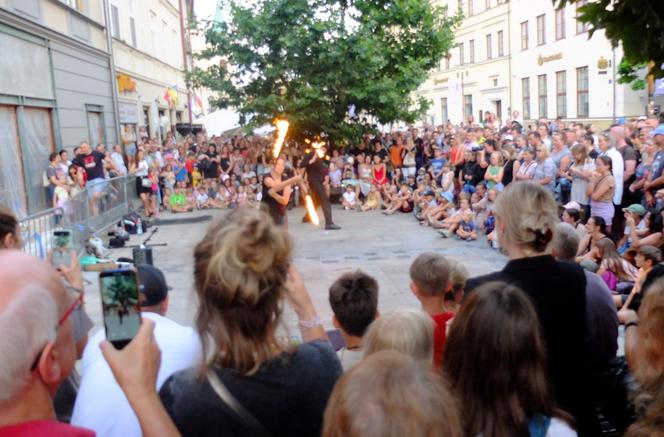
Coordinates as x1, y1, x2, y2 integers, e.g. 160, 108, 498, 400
262, 156, 301, 227
300, 146, 341, 230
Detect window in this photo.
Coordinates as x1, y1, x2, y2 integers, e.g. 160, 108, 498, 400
459, 42, 464, 65
445, 56, 450, 69
537, 14, 546, 46
556, 71, 567, 118
576, 0, 589, 34
497, 30, 504, 56
469, 39, 475, 63
62, 0, 86, 12
441, 98, 448, 124
538, 74, 548, 118
520, 21, 529, 50
87, 109, 105, 148
110, 4, 120, 39
464, 95, 473, 119
522, 78, 531, 120
129, 17, 137, 47
486, 34, 492, 59
468, 0, 473, 16
555, 8, 566, 40
577, 66, 589, 117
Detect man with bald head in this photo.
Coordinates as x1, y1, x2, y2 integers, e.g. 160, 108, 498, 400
0, 251, 93, 436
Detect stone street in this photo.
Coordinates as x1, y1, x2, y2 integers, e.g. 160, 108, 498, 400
82, 205, 507, 337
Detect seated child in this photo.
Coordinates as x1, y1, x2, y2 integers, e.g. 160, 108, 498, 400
383, 183, 412, 215
195, 186, 210, 209
361, 184, 382, 212
236, 185, 248, 208
408, 253, 455, 367
456, 210, 478, 241
191, 166, 202, 188
169, 188, 194, 213
437, 195, 471, 237
425, 192, 454, 227
342, 185, 357, 210
328, 270, 379, 371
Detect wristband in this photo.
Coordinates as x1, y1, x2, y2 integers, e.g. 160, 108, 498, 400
298, 315, 321, 330
625, 321, 638, 330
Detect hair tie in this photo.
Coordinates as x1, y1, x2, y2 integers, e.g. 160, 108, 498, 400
533, 228, 553, 251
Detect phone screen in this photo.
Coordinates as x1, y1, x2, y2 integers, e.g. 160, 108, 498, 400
99, 269, 142, 349
52, 230, 72, 268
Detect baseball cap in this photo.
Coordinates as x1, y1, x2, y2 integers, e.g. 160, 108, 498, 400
504, 135, 514, 141
441, 192, 454, 203
650, 125, 664, 137
423, 189, 435, 197
622, 204, 646, 216
137, 264, 171, 307
562, 201, 581, 211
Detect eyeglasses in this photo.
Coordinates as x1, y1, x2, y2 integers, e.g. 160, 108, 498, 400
30, 292, 82, 372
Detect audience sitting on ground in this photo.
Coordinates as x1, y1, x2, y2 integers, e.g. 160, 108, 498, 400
328, 270, 379, 371
362, 309, 434, 365
322, 351, 462, 437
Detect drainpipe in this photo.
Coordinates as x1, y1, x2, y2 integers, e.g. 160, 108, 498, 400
507, 0, 513, 118
612, 46, 616, 123
103, 0, 122, 148
179, 0, 193, 129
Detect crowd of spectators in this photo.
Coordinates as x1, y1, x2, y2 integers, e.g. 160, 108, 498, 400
4, 111, 664, 436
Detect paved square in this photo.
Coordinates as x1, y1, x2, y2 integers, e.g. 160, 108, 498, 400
82, 206, 507, 336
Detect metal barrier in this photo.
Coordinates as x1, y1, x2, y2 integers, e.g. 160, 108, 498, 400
20, 175, 140, 259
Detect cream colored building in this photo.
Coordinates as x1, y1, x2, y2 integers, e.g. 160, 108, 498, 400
416, 0, 648, 127
417, 0, 512, 126
108, 0, 190, 147
509, 0, 646, 127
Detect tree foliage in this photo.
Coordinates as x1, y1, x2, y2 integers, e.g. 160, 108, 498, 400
190, 0, 459, 143
555, 0, 664, 90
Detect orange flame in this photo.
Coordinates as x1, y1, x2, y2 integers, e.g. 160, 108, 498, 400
304, 195, 320, 226
272, 119, 290, 158
311, 140, 325, 158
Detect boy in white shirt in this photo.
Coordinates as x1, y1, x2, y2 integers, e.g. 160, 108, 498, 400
342, 184, 357, 210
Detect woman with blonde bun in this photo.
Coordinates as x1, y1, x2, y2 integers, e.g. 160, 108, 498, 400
158, 208, 341, 436
466, 181, 596, 435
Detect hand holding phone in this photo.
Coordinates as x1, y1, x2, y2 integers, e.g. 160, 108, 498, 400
100, 268, 142, 349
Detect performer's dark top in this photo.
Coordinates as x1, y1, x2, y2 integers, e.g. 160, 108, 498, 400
262, 174, 285, 221
299, 152, 326, 182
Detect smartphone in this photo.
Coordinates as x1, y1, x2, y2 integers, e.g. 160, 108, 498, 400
51, 230, 72, 268
99, 268, 142, 349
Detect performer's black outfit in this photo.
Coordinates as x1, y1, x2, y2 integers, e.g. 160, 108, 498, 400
300, 151, 340, 230
262, 174, 287, 225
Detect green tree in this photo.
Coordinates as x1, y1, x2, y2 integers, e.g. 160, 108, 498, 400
190, 0, 459, 144
555, 0, 664, 90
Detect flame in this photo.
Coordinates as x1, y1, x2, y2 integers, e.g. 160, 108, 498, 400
304, 195, 320, 226
311, 140, 325, 158
272, 119, 290, 158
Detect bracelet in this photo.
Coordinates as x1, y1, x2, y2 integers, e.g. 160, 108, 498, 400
625, 321, 638, 330
298, 315, 321, 330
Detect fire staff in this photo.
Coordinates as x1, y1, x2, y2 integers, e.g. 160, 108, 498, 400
300, 146, 341, 230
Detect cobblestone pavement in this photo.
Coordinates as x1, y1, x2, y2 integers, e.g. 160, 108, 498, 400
82, 205, 507, 336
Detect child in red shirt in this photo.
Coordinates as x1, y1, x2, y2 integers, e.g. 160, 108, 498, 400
409, 253, 457, 368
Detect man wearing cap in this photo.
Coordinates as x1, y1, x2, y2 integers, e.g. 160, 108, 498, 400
643, 125, 664, 208
71, 265, 202, 437
617, 204, 648, 254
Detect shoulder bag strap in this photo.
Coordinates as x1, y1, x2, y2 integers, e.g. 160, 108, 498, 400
206, 369, 272, 437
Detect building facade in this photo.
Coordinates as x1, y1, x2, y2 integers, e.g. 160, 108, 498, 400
416, 0, 648, 128
418, 0, 511, 126
509, 0, 646, 128
108, 0, 190, 150
0, 0, 118, 216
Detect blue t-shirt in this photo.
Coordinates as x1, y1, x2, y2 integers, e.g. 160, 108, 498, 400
430, 157, 446, 175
